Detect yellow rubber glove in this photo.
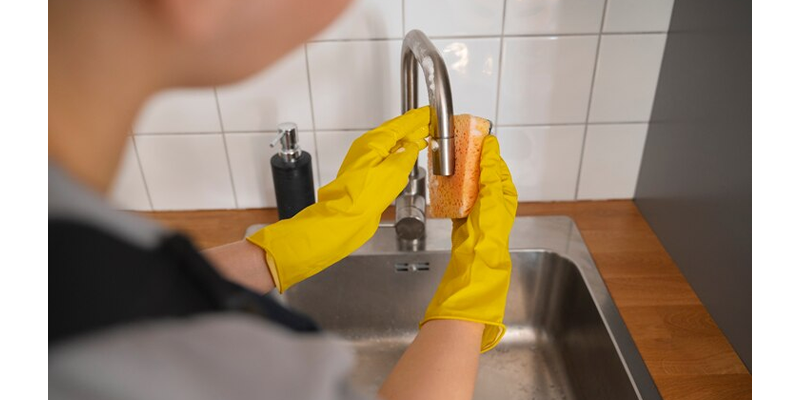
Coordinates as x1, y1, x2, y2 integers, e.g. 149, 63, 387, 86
247, 107, 430, 293
421, 135, 518, 352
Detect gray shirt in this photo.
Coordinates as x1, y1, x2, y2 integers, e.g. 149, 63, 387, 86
49, 164, 373, 400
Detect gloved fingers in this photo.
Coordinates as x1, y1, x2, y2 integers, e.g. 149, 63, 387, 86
364, 107, 430, 157
412, 136, 429, 151
496, 145, 519, 213
389, 136, 428, 154
476, 135, 517, 221
338, 107, 430, 177
477, 136, 506, 200
381, 138, 426, 174
496, 148, 512, 184
380, 106, 431, 140
479, 135, 502, 179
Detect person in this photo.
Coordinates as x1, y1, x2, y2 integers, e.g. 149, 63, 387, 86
49, 1, 518, 399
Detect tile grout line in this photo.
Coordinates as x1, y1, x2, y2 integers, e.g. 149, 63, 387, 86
401, 0, 406, 34
493, 0, 509, 129
313, 121, 651, 133
498, 121, 650, 128
304, 43, 322, 189
573, 0, 610, 201
306, 31, 667, 43
130, 134, 155, 211
135, 120, 653, 137
133, 131, 229, 136
213, 87, 240, 209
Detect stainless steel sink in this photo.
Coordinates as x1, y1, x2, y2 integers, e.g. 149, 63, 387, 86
246, 216, 660, 400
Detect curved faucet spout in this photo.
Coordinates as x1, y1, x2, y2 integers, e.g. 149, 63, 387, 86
401, 30, 455, 176
395, 30, 454, 243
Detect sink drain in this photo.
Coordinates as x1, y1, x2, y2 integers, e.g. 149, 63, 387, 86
394, 262, 430, 272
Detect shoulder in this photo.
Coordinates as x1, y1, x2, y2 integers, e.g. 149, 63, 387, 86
50, 314, 366, 400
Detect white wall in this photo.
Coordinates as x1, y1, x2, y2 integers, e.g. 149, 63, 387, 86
110, 0, 674, 211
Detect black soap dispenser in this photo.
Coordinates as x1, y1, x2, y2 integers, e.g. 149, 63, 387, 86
270, 123, 315, 220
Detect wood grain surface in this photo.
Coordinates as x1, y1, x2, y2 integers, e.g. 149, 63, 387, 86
139, 200, 751, 399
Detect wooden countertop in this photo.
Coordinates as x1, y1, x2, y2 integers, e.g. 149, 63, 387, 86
140, 200, 751, 400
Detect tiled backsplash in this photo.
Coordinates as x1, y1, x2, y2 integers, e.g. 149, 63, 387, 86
110, 0, 673, 211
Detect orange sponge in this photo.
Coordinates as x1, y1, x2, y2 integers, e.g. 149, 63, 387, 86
428, 114, 491, 219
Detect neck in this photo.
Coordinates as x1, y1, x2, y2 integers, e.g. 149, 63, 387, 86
48, 1, 165, 194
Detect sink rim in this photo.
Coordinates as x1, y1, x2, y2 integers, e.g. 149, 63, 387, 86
246, 216, 661, 400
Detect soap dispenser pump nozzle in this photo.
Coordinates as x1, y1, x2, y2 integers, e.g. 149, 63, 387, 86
271, 122, 302, 162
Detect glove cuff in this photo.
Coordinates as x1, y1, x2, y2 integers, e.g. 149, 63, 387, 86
245, 236, 284, 293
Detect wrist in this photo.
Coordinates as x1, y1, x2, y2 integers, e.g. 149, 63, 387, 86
203, 240, 275, 294
418, 319, 484, 352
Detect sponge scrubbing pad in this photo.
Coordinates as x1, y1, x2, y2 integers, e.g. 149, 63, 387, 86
429, 114, 491, 218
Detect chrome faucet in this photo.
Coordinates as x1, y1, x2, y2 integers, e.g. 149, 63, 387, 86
394, 30, 455, 242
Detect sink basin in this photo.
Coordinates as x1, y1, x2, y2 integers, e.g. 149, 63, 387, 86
246, 216, 660, 400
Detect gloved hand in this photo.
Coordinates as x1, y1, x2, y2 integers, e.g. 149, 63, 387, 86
421, 135, 518, 352
247, 107, 430, 293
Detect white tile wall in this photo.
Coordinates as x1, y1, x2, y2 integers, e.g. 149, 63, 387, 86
108, 138, 151, 211
135, 134, 236, 210
498, 125, 584, 201
577, 124, 648, 199
216, 47, 313, 132
603, 0, 674, 33
315, 0, 403, 40
405, 0, 505, 37
589, 34, 667, 122
307, 40, 402, 130
315, 130, 363, 186
134, 89, 221, 134
112, 0, 674, 210
504, 0, 606, 35
498, 36, 598, 125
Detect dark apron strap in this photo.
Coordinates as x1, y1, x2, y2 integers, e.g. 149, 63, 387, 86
158, 234, 319, 333
50, 220, 318, 345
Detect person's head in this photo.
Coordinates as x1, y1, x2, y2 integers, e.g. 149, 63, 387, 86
52, 0, 352, 85
50, 0, 353, 191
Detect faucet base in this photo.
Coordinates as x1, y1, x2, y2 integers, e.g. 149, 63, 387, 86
395, 165, 427, 241
395, 194, 426, 241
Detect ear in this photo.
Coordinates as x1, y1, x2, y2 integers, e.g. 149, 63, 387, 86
155, 0, 234, 42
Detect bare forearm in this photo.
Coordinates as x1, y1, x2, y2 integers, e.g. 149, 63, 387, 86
202, 240, 275, 294
379, 320, 483, 400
